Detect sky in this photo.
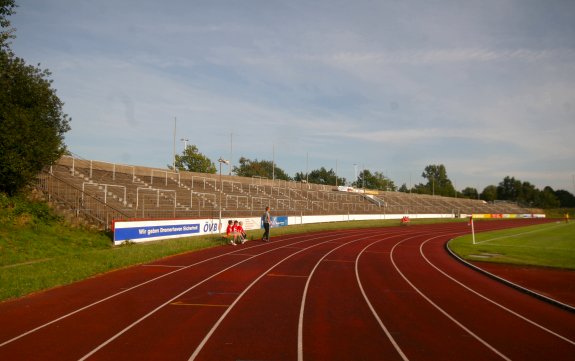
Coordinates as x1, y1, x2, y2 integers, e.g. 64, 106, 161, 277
9, 0, 575, 192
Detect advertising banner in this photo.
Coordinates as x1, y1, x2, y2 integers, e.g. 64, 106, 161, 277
113, 218, 219, 245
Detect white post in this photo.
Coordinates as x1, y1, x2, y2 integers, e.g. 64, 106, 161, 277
470, 215, 476, 245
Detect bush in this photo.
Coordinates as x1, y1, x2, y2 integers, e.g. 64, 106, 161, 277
0, 192, 60, 224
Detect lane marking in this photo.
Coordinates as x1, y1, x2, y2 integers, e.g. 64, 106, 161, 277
0, 233, 308, 348
189, 232, 369, 361
78, 231, 359, 360
390, 232, 512, 361
355, 233, 426, 361
421, 239, 575, 346
297, 234, 378, 361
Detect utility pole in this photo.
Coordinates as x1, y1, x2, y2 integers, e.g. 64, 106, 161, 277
172, 117, 177, 169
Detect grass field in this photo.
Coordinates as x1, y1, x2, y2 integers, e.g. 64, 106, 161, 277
449, 221, 575, 269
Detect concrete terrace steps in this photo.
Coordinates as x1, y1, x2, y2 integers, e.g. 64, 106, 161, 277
42, 156, 542, 225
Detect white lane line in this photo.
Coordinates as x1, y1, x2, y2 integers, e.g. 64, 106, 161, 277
0, 233, 304, 348
420, 239, 575, 346
0, 252, 234, 348
355, 234, 428, 361
390, 232, 513, 361
297, 234, 377, 361
80, 234, 330, 360
189, 231, 376, 361
81, 232, 354, 361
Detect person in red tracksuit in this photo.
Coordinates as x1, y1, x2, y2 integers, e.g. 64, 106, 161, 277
233, 220, 246, 244
225, 220, 238, 246
237, 221, 248, 243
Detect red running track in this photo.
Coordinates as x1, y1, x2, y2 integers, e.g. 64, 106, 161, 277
0, 219, 573, 360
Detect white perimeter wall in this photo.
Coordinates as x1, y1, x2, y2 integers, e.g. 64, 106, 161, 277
112, 212, 544, 245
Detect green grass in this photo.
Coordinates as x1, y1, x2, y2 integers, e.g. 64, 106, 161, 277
448, 221, 575, 269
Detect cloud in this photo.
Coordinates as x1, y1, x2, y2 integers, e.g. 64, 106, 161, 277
323, 48, 574, 67
10, 0, 575, 192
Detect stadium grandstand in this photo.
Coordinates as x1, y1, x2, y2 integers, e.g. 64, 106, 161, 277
36, 156, 543, 230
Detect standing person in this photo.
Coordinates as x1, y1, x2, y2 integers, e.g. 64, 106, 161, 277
262, 206, 271, 241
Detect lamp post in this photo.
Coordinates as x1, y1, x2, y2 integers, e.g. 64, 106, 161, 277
180, 138, 189, 150
218, 157, 230, 232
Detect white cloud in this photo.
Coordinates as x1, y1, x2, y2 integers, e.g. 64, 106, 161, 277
10, 0, 575, 191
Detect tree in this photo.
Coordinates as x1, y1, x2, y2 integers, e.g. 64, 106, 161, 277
398, 183, 410, 193
461, 187, 479, 199
414, 164, 455, 196
481, 185, 497, 202
233, 157, 291, 181
1, 1, 71, 195
352, 170, 396, 191
0, 0, 16, 51
168, 145, 216, 173
534, 186, 560, 208
496, 176, 521, 201
294, 167, 345, 186
554, 189, 575, 208
519, 181, 538, 205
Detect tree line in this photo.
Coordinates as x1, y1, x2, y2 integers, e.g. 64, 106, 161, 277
169, 146, 575, 209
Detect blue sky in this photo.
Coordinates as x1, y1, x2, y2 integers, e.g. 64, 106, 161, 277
10, 0, 575, 192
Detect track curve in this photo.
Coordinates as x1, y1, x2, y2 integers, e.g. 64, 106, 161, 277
0, 219, 573, 360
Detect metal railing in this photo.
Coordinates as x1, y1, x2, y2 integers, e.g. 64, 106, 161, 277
36, 170, 130, 230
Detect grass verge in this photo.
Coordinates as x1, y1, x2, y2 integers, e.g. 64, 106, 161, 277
448, 221, 575, 270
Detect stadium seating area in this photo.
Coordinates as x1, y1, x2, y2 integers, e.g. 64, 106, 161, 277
36, 156, 542, 229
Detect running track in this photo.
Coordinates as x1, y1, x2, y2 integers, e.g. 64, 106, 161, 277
1, 219, 573, 360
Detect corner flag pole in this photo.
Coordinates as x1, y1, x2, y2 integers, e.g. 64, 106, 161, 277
469, 215, 476, 245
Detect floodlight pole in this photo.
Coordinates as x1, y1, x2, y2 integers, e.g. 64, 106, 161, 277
180, 138, 189, 150
229, 133, 233, 175
172, 117, 177, 170
335, 159, 338, 187
218, 157, 230, 232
